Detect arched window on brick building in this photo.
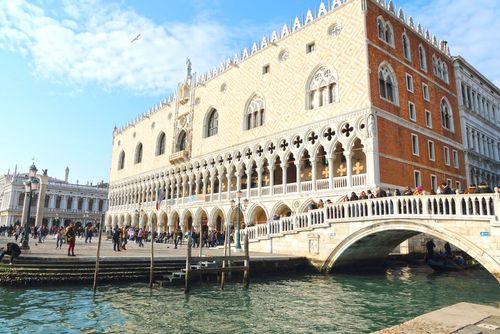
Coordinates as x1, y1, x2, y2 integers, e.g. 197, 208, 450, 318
378, 63, 398, 104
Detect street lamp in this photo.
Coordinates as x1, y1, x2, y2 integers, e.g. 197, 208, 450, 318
230, 190, 249, 250
22, 163, 40, 249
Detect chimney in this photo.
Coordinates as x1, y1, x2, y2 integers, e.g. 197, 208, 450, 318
65, 166, 69, 183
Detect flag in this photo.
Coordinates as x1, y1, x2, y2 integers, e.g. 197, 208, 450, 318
156, 189, 165, 210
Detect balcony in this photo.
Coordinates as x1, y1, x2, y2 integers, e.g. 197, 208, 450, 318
109, 174, 369, 213
169, 150, 188, 164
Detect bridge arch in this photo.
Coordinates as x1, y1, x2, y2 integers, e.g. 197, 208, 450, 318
322, 219, 500, 281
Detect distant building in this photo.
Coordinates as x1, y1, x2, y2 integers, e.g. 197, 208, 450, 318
453, 56, 500, 189
0, 167, 108, 227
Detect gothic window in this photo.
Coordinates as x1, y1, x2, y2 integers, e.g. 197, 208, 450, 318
118, 151, 125, 170
205, 108, 218, 138
377, 18, 385, 40
135, 143, 143, 164
377, 17, 394, 46
307, 67, 338, 110
432, 55, 449, 83
244, 94, 265, 130
418, 45, 427, 70
378, 63, 398, 104
440, 98, 454, 131
156, 132, 166, 156
402, 33, 411, 60
176, 130, 187, 152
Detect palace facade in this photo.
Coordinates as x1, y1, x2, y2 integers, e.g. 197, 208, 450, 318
453, 56, 500, 189
107, 0, 470, 232
0, 167, 108, 227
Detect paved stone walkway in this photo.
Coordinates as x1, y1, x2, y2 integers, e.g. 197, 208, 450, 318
0, 235, 292, 261
375, 302, 500, 334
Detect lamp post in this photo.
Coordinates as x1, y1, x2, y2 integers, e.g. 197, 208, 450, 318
22, 163, 40, 250
231, 190, 249, 250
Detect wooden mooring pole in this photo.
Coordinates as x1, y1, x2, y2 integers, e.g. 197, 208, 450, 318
184, 235, 192, 293
243, 233, 250, 288
93, 214, 105, 294
221, 229, 227, 290
149, 225, 155, 289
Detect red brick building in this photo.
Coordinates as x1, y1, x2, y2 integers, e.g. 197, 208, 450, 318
366, 0, 465, 191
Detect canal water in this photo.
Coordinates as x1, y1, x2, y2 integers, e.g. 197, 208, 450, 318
0, 266, 499, 333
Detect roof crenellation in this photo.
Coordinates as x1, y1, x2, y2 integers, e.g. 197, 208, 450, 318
114, 0, 450, 137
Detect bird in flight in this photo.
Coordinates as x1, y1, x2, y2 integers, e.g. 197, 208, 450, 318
131, 33, 141, 43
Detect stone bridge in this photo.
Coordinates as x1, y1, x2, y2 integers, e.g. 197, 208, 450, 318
243, 193, 500, 282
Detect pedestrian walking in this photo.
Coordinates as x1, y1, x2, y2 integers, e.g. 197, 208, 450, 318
56, 227, 64, 249
65, 223, 76, 256
174, 229, 183, 249
14, 225, 21, 242
137, 228, 144, 247
112, 227, 121, 251
85, 225, 93, 243
121, 226, 128, 250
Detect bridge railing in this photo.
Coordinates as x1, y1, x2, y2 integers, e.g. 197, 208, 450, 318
244, 193, 499, 242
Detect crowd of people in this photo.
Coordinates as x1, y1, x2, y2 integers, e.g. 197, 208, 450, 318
337, 181, 496, 203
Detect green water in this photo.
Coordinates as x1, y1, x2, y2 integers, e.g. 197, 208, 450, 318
0, 266, 499, 334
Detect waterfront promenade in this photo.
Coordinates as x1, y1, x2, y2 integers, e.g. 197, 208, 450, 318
0, 235, 292, 260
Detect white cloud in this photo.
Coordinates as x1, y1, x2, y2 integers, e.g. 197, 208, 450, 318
402, 0, 500, 87
0, 0, 236, 94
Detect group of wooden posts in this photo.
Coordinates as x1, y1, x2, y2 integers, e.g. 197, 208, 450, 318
92, 215, 250, 294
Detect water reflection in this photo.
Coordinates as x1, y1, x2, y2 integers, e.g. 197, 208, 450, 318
0, 266, 498, 334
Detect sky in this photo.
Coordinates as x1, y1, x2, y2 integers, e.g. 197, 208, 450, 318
0, 0, 498, 184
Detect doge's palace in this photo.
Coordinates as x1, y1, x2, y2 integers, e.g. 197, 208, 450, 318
107, 0, 466, 234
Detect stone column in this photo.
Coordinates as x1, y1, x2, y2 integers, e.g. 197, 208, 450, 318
35, 173, 49, 227
257, 163, 263, 196
236, 171, 241, 192
327, 156, 334, 190
202, 174, 207, 196
345, 153, 352, 188
226, 172, 231, 198
269, 165, 275, 195
363, 142, 379, 187
310, 158, 317, 192
295, 161, 301, 193
72, 196, 78, 211
246, 165, 251, 199
281, 163, 287, 194
210, 174, 215, 197
188, 175, 193, 197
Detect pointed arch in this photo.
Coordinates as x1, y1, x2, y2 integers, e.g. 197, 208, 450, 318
244, 93, 265, 130
378, 62, 398, 104
350, 138, 366, 176
306, 66, 338, 110
204, 108, 219, 138
376, 16, 394, 46
402, 32, 411, 61
440, 97, 454, 131
156, 132, 166, 156
135, 142, 143, 164
418, 44, 427, 71
175, 130, 187, 152
118, 150, 125, 170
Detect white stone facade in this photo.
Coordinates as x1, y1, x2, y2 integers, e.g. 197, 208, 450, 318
453, 56, 500, 188
0, 171, 108, 227
106, 0, 459, 233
